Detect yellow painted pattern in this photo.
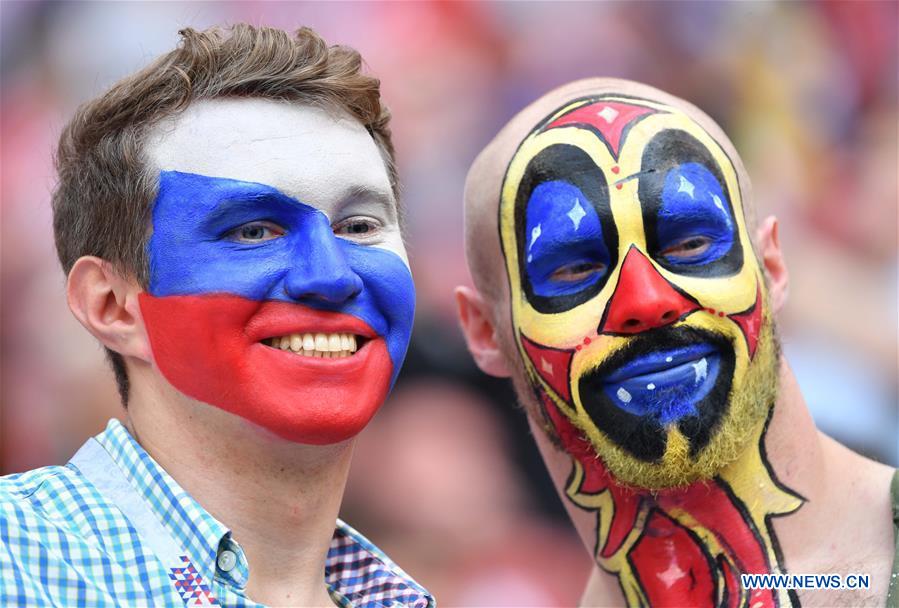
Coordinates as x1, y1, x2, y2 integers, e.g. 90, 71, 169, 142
500, 94, 769, 488
500, 95, 804, 606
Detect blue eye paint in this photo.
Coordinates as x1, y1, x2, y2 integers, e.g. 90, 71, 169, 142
638, 129, 743, 277
514, 144, 618, 313
656, 163, 734, 266
147, 171, 415, 384
524, 180, 610, 298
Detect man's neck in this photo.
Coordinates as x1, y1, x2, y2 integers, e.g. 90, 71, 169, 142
533, 358, 895, 607
767, 361, 895, 606
125, 374, 351, 607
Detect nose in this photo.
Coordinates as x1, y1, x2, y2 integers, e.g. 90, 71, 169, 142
599, 247, 700, 335
283, 219, 363, 305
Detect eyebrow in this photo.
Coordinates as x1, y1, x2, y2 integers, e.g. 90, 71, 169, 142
344, 184, 396, 208
163, 170, 399, 227
337, 184, 399, 222
199, 191, 310, 231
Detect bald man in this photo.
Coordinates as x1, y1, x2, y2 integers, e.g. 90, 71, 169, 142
456, 79, 897, 607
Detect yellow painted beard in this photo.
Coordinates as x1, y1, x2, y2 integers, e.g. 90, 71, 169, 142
517, 307, 780, 490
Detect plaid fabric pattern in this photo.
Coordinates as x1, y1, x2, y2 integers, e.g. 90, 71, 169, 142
1, 420, 434, 607
326, 523, 432, 608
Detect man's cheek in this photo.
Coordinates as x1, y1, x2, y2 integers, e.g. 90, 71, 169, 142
338, 241, 415, 387
138, 293, 394, 444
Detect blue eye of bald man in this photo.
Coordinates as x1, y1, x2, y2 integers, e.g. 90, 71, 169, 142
551, 260, 608, 282
654, 163, 734, 267
524, 180, 611, 297
661, 235, 713, 261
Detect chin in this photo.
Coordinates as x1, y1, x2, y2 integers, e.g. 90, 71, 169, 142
584, 318, 781, 490
519, 313, 782, 490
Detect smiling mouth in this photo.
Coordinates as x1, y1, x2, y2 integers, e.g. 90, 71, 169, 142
262, 332, 368, 358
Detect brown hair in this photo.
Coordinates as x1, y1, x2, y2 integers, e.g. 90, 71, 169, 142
52, 24, 397, 404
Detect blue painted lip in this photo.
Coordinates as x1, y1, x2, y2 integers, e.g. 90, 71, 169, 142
603, 344, 718, 384
600, 343, 722, 424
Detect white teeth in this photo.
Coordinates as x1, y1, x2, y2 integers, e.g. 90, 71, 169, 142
265, 332, 362, 358
315, 333, 328, 351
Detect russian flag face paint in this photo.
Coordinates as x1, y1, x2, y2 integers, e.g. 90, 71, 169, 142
140, 171, 414, 444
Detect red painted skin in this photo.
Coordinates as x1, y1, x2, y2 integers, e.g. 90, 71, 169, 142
520, 249, 761, 406
601, 248, 701, 336
540, 392, 775, 607
139, 294, 391, 444
524, 98, 775, 606
729, 288, 763, 359
523, 248, 770, 606
521, 335, 575, 402
545, 101, 655, 158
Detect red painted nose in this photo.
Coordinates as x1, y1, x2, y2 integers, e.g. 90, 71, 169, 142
600, 247, 700, 335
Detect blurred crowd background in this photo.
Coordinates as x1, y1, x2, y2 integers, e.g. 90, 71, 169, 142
1, 2, 896, 605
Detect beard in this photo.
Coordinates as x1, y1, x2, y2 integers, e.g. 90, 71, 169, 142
506, 309, 782, 490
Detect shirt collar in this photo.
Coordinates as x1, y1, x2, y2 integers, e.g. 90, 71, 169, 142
95, 419, 228, 581
92, 419, 433, 607
327, 520, 433, 607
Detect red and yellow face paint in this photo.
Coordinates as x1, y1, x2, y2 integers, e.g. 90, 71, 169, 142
502, 94, 773, 487
499, 95, 804, 606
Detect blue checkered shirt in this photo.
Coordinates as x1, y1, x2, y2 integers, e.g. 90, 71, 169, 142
0, 419, 434, 607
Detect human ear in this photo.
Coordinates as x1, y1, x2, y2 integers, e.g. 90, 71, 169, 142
66, 256, 152, 362
755, 216, 789, 313
455, 286, 511, 378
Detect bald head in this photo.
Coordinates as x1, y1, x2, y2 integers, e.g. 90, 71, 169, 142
463, 77, 754, 304
458, 77, 783, 491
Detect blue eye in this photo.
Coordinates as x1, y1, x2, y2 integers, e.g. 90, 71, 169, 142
655, 163, 734, 267
524, 180, 610, 297
660, 235, 712, 262
225, 221, 285, 243
550, 260, 608, 283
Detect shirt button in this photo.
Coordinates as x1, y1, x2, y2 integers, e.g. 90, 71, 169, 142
217, 550, 237, 573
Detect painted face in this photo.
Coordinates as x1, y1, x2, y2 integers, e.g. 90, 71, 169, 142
139, 99, 414, 445
500, 95, 779, 488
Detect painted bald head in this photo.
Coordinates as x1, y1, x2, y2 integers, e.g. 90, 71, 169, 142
462, 78, 779, 489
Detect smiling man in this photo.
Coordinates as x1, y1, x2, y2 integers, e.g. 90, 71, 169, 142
0, 25, 431, 607
457, 78, 897, 607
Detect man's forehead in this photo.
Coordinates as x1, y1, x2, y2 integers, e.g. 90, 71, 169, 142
144, 97, 395, 216
463, 78, 755, 300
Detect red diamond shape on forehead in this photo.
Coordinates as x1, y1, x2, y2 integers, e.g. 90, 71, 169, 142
543, 101, 657, 160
